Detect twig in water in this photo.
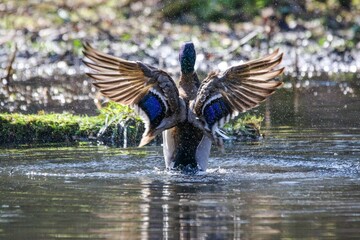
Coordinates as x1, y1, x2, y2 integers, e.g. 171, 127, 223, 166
227, 28, 262, 55
4, 43, 18, 84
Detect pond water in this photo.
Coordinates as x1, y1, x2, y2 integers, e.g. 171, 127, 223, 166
1, 74, 360, 239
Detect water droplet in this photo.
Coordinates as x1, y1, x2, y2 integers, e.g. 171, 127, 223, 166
218, 61, 228, 71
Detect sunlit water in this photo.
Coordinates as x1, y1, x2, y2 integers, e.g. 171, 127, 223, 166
1, 75, 360, 239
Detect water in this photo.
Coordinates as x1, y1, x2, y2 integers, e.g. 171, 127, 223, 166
1, 74, 360, 239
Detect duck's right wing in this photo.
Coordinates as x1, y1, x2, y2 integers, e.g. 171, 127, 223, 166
83, 42, 185, 146
193, 49, 284, 137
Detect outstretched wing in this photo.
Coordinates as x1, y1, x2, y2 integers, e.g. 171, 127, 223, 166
83, 42, 184, 146
193, 49, 284, 135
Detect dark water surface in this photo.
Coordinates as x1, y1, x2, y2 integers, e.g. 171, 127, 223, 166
1, 74, 360, 239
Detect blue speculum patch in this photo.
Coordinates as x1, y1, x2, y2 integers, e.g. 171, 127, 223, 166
138, 92, 165, 127
204, 98, 231, 127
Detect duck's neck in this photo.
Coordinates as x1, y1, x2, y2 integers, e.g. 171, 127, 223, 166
179, 72, 200, 102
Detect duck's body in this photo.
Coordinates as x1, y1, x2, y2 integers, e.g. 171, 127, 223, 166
164, 47, 209, 170
83, 42, 284, 172
163, 121, 206, 170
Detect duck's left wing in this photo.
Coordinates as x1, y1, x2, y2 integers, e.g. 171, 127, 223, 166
193, 49, 284, 137
83, 42, 184, 147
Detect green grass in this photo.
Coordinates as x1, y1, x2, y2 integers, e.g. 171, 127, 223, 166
0, 112, 101, 145
223, 114, 264, 140
0, 102, 263, 146
0, 102, 142, 145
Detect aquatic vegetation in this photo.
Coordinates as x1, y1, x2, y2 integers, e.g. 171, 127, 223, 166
223, 114, 264, 140
0, 102, 263, 146
0, 112, 100, 145
95, 102, 143, 147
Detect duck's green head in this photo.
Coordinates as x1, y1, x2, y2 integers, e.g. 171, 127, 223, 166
179, 42, 196, 74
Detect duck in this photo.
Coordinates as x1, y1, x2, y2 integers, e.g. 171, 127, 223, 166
82, 42, 284, 172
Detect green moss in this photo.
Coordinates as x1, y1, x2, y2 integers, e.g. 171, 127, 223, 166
0, 102, 263, 146
0, 101, 145, 146
0, 113, 97, 144
223, 114, 264, 140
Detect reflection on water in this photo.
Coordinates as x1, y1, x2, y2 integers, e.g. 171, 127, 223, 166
1, 74, 360, 239
1, 127, 360, 239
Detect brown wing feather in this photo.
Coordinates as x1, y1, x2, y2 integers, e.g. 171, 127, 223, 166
83, 42, 182, 147
82, 42, 181, 109
194, 49, 284, 120
82, 42, 153, 105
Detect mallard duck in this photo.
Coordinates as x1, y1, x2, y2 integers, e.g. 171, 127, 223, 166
83, 42, 284, 172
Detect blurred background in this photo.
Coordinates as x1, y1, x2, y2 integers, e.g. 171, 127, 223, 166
0, 0, 359, 114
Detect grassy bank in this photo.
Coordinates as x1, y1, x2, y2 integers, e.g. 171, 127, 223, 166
0, 102, 263, 146
0, 102, 143, 146
0, 112, 100, 145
